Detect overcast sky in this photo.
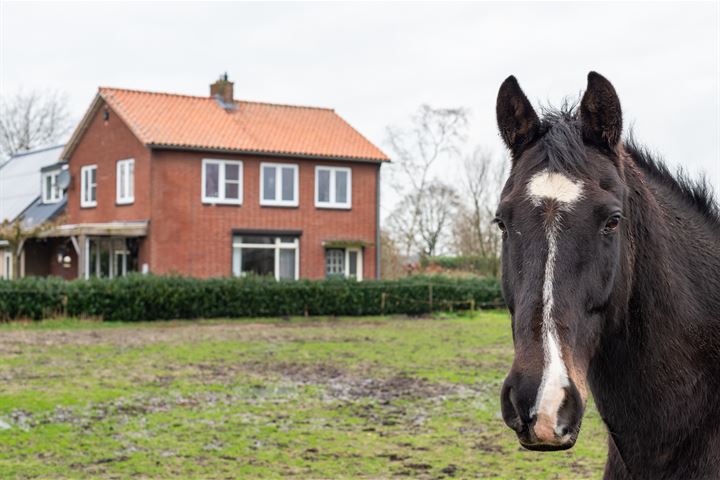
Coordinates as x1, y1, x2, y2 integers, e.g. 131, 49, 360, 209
1, 1, 718, 216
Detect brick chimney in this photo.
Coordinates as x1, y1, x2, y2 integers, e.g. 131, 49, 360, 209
210, 73, 234, 105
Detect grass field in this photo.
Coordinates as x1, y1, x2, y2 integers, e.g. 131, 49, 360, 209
0, 311, 607, 479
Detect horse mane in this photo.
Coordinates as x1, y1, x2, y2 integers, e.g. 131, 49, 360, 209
537, 102, 720, 228
538, 101, 586, 175
623, 138, 720, 228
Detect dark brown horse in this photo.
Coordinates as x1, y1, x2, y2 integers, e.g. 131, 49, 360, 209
495, 72, 720, 479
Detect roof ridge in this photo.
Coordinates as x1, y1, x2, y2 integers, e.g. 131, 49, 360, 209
99, 86, 335, 112
99, 86, 210, 101
235, 99, 334, 112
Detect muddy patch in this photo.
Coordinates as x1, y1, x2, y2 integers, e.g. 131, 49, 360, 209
240, 360, 481, 402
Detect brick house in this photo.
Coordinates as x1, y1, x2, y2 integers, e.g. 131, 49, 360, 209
35, 76, 388, 280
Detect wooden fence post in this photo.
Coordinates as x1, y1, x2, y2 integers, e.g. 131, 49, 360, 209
428, 284, 433, 312
381, 292, 386, 315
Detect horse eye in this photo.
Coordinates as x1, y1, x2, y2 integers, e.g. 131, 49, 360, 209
494, 218, 507, 233
603, 214, 621, 234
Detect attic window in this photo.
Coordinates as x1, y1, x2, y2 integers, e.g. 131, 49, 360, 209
42, 171, 61, 204
80, 165, 97, 208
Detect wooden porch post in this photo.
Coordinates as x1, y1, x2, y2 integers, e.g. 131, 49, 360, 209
77, 234, 86, 279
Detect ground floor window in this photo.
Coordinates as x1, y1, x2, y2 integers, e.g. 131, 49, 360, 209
325, 247, 362, 280
85, 237, 138, 279
232, 235, 299, 280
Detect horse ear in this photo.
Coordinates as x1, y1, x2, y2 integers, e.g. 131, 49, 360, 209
496, 76, 540, 158
580, 72, 622, 149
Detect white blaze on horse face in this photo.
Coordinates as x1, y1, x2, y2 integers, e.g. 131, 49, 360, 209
526, 170, 584, 441
527, 171, 584, 206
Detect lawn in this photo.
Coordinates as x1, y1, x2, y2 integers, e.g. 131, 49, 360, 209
0, 311, 607, 479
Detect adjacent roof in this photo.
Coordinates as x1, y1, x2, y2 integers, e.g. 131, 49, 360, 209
0, 145, 65, 222
63, 88, 389, 163
19, 196, 67, 229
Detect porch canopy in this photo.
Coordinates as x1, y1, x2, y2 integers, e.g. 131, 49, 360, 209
39, 221, 149, 238
38, 221, 148, 278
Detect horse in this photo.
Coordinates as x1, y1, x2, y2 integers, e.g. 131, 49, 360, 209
495, 72, 720, 479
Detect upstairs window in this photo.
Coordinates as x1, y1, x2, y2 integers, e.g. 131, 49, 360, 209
80, 165, 97, 208
42, 170, 61, 204
261, 163, 298, 207
202, 159, 243, 204
316, 166, 351, 209
116, 159, 135, 205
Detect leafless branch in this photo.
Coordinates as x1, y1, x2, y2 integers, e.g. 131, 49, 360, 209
0, 90, 73, 159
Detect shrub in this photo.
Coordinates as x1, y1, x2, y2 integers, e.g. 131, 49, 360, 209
0, 274, 504, 322
0, 276, 67, 320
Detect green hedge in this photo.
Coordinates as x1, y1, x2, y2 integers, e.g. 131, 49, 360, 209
0, 274, 504, 322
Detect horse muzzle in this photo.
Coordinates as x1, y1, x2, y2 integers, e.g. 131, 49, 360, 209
500, 373, 584, 451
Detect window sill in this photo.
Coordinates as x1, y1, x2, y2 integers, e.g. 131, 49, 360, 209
116, 199, 135, 206
80, 203, 97, 209
260, 202, 299, 208
315, 204, 352, 210
202, 199, 243, 206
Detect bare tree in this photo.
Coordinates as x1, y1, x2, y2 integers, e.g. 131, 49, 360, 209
384, 105, 468, 258
416, 181, 461, 257
0, 90, 73, 159
379, 229, 405, 279
387, 181, 461, 259
385, 192, 421, 260
453, 148, 508, 275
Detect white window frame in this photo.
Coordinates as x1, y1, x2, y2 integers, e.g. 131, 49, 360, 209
260, 162, 299, 207
201, 158, 243, 205
116, 158, 135, 205
315, 166, 352, 209
346, 247, 363, 280
42, 170, 62, 204
325, 247, 363, 280
80, 165, 97, 208
232, 236, 300, 280
84, 237, 133, 279
2, 251, 12, 279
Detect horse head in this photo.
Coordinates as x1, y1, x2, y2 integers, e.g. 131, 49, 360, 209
496, 72, 629, 451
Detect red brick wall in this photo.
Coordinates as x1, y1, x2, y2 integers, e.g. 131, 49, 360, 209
47, 238, 78, 280
65, 100, 151, 249
149, 150, 379, 279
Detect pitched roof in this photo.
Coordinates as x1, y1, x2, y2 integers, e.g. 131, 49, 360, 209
0, 145, 65, 222
63, 88, 388, 162
19, 196, 66, 229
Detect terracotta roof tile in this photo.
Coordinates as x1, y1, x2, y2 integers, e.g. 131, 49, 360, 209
96, 88, 388, 162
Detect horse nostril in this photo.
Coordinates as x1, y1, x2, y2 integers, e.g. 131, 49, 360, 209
501, 384, 526, 433
557, 425, 570, 437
